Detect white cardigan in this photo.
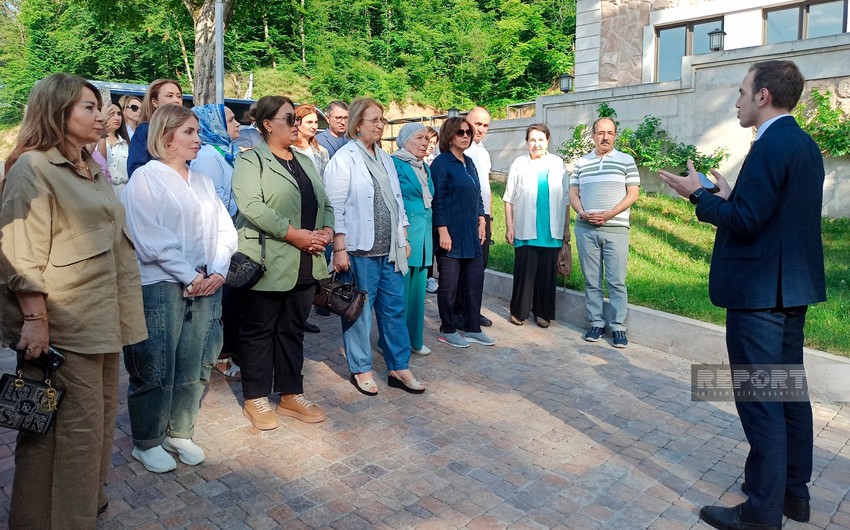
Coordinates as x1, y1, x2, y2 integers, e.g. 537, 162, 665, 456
502, 152, 568, 241
323, 141, 408, 252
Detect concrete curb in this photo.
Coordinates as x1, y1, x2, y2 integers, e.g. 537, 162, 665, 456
483, 269, 850, 404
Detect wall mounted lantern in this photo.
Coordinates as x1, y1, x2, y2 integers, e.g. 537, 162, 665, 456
708, 28, 727, 52
559, 73, 574, 93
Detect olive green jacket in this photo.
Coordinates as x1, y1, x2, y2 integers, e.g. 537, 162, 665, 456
231, 142, 334, 292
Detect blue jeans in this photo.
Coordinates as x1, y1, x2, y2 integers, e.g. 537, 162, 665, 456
124, 282, 222, 449
341, 255, 411, 373
574, 223, 629, 331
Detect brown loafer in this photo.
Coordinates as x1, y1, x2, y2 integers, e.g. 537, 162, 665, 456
535, 317, 550, 328
509, 314, 524, 326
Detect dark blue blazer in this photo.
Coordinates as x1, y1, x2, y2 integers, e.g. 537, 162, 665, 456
127, 123, 152, 178
696, 116, 826, 310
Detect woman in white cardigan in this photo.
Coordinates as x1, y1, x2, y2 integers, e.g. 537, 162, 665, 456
503, 123, 569, 328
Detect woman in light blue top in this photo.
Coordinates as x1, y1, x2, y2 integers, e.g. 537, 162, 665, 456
503, 123, 568, 327
190, 103, 243, 381
391, 123, 434, 356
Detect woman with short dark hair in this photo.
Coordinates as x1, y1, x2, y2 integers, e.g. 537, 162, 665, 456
430, 117, 495, 348
503, 123, 568, 327
232, 95, 335, 430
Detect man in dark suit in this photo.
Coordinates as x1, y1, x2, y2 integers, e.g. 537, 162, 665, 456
660, 60, 826, 530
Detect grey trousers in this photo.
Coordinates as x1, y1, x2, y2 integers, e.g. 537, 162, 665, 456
574, 223, 630, 331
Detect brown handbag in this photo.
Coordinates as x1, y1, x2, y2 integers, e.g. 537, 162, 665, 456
557, 240, 572, 276
313, 271, 367, 321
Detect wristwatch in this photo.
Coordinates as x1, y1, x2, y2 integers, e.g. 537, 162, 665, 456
689, 188, 705, 205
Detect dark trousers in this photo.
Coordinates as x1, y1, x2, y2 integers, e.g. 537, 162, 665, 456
726, 306, 813, 527
438, 252, 484, 334
219, 284, 241, 364
510, 245, 558, 321
454, 214, 490, 317
239, 284, 315, 399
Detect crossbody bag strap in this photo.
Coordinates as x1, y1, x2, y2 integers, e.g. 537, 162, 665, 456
253, 148, 267, 265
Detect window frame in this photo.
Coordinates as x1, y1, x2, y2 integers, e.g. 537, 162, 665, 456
763, 0, 848, 43
655, 17, 724, 82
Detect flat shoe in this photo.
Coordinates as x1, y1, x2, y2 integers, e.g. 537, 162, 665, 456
387, 371, 425, 394
350, 373, 378, 396
509, 314, 524, 326
132, 446, 177, 474
535, 316, 550, 328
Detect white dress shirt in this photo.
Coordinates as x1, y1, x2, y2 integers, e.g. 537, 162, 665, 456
464, 140, 492, 215
122, 160, 238, 285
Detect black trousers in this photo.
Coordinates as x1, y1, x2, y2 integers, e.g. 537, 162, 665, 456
454, 214, 490, 317
726, 305, 812, 527
510, 245, 558, 321
438, 252, 484, 334
238, 283, 315, 399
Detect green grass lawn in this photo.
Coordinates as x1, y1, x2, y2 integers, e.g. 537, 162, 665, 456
489, 181, 850, 356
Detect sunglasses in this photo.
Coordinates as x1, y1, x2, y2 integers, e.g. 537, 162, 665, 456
270, 114, 302, 127
125, 104, 140, 112
456, 128, 473, 137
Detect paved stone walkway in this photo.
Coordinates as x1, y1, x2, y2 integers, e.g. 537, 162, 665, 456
1, 294, 848, 529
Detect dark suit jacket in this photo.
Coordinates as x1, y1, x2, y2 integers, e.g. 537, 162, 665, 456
696, 116, 826, 310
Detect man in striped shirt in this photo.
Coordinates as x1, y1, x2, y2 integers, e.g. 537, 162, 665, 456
569, 117, 640, 348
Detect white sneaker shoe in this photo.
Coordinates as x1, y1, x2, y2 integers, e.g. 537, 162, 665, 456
412, 344, 431, 355
132, 445, 177, 473
425, 277, 439, 293
162, 436, 205, 465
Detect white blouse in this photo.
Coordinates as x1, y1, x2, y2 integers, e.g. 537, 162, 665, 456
106, 137, 130, 197
122, 160, 238, 286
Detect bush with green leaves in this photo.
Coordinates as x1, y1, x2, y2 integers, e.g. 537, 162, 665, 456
794, 88, 850, 157
558, 103, 728, 173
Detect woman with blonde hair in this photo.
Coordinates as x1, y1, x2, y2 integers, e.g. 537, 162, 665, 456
0, 73, 147, 527
324, 97, 426, 396
122, 104, 237, 473
127, 78, 183, 176
98, 103, 131, 197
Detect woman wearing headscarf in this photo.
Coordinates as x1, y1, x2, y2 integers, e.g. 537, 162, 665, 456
190, 104, 243, 380
324, 97, 426, 396
391, 123, 434, 356
0, 73, 146, 527
503, 123, 568, 328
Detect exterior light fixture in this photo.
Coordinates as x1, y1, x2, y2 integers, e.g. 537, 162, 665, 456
447, 106, 460, 118
708, 28, 726, 52
559, 73, 574, 93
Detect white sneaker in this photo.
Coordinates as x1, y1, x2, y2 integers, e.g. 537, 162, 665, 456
426, 277, 439, 293
412, 344, 431, 355
162, 436, 205, 465
132, 445, 177, 473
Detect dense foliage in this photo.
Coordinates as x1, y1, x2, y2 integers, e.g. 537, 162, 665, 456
0, 0, 577, 123
794, 88, 850, 157
558, 104, 728, 173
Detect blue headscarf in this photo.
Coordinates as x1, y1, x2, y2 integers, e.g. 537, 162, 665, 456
192, 104, 239, 165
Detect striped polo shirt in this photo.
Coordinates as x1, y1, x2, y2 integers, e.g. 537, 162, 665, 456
570, 148, 640, 229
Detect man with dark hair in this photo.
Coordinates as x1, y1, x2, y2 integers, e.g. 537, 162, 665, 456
317, 100, 349, 158
570, 117, 640, 347
660, 60, 824, 530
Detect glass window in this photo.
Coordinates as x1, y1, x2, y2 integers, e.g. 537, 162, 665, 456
766, 7, 800, 43
807, 1, 845, 38
692, 21, 720, 54
657, 26, 686, 82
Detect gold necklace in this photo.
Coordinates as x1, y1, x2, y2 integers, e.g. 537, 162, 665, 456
69, 158, 88, 171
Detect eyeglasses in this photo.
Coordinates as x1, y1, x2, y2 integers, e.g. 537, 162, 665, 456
456, 129, 473, 137
363, 117, 388, 128
125, 104, 140, 112
329, 115, 348, 122
270, 114, 302, 127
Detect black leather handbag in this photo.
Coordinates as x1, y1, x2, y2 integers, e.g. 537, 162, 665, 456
313, 271, 367, 321
0, 345, 66, 435
225, 233, 266, 289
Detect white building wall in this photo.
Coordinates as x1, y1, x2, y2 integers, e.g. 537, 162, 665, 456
484, 33, 850, 217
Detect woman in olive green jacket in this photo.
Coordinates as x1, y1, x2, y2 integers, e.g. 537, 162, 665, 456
231, 95, 334, 431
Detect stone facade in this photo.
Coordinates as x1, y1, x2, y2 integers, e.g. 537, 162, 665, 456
598, 0, 651, 88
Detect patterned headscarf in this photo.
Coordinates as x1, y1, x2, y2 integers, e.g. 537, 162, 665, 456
192, 104, 239, 165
